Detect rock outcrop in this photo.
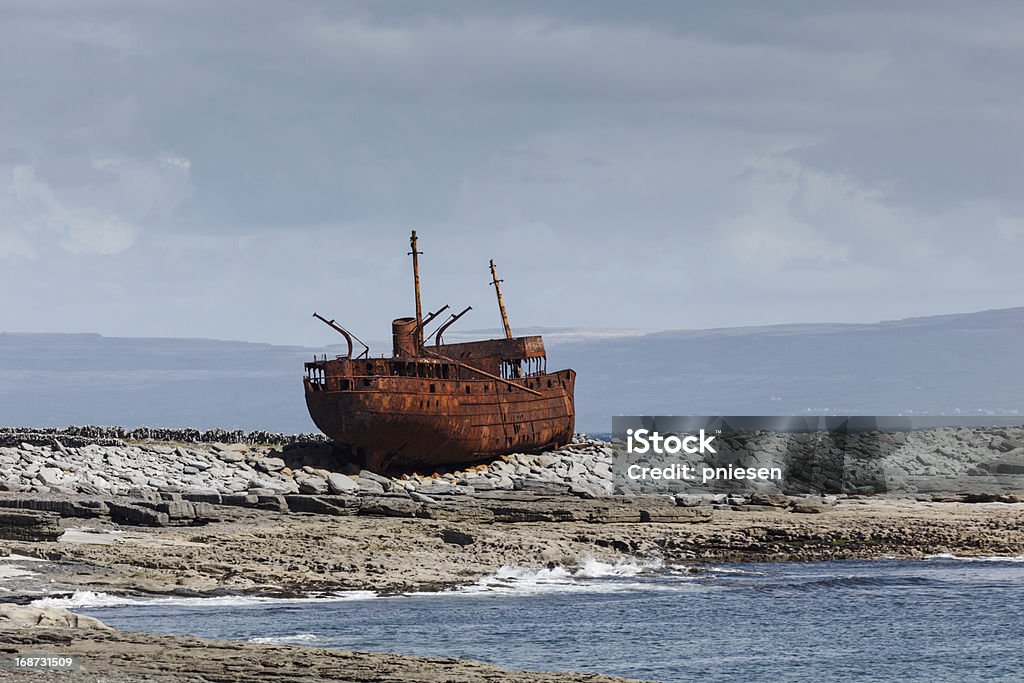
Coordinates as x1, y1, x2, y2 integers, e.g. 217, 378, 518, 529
0, 627, 647, 683
0, 603, 112, 630
0, 509, 62, 542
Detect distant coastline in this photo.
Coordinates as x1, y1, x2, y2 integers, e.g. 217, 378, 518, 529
4, 306, 1024, 433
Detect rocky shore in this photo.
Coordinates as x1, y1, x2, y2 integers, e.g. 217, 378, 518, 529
0, 606, 644, 682
4, 494, 1024, 602
0, 427, 1021, 596
0, 429, 616, 500
1, 426, 1023, 681
3, 424, 1024, 504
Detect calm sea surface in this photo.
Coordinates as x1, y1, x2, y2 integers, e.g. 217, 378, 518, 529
65, 556, 1024, 682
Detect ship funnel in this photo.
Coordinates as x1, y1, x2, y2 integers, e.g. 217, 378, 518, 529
392, 317, 418, 357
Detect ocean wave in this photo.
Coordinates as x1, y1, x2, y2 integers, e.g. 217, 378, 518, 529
248, 633, 323, 645
792, 575, 939, 589
35, 561, 699, 608
705, 566, 763, 575
925, 553, 1024, 563
573, 557, 665, 578
458, 558, 695, 596
32, 589, 379, 609
32, 591, 143, 608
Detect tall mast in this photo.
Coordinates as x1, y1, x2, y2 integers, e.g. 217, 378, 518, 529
409, 230, 423, 348
489, 259, 513, 340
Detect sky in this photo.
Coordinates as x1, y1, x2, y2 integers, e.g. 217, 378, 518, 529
1, 1, 1022, 346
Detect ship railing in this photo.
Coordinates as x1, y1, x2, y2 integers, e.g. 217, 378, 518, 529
310, 371, 565, 394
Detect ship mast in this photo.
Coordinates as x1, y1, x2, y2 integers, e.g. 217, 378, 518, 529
409, 230, 424, 348
489, 259, 513, 340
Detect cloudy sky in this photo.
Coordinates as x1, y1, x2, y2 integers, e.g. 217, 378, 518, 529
1, 1, 1022, 346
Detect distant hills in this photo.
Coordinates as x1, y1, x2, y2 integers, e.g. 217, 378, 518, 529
2, 307, 1021, 434
0, 334, 322, 433
566, 307, 1024, 431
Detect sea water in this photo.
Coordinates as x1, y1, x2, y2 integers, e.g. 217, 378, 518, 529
47, 556, 1024, 682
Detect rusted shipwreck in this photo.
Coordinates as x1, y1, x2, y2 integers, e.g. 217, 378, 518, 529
303, 231, 576, 471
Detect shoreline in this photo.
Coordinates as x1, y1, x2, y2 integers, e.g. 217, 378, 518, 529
3, 515, 1022, 683
0, 615, 649, 683
3, 495, 1024, 603
3, 430, 1024, 681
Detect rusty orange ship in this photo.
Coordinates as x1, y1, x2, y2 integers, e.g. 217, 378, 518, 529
303, 231, 575, 471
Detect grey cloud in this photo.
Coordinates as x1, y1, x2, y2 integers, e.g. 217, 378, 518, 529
0, 1, 1022, 344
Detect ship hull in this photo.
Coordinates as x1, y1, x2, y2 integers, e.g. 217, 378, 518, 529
304, 369, 575, 470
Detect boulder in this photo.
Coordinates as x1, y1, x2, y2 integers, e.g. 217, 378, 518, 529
458, 475, 498, 491
0, 604, 113, 631
416, 480, 454, 495
357, 470, 393, 489
355, 478, 385, 495
35, 467, 66, 488
297, 475, 329, 495
327, 473, 358, 494
257, 457, 287, 473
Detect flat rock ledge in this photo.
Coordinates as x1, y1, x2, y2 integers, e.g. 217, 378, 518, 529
0, 509, 63, 541
0, 613, 645, 683
0, 490, 714, 535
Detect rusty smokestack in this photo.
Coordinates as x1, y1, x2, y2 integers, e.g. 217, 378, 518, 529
392, 317, 418, 357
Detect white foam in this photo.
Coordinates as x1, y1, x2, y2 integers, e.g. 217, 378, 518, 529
925, 553, 1024, 563
32, 560, 693, 609
248, 633, 322, 645
32, 589, 380, 609
574, 557, 664, 578
32, 591, 139, 608
458, 558, 691, 596
705, 566, 762, 575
